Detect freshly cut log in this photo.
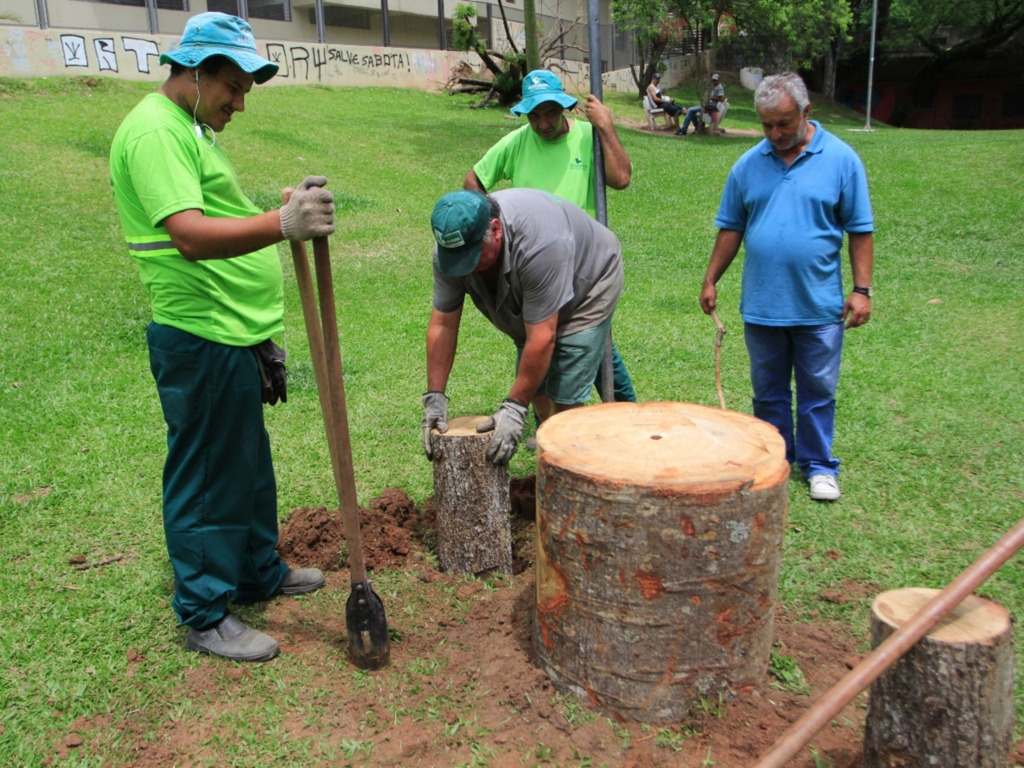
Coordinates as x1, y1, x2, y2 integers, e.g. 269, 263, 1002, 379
430, 416, 512, 576
864, 587, 1013, 768
534, 401, 790, 722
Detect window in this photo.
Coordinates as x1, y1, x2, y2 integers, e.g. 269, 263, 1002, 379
249, 0, 290, 21
1003, 89, 1024, 118
81, 0, 187, 9
310, 6, 368, 28
207, 0, 240, 14
951, 94, 983, 120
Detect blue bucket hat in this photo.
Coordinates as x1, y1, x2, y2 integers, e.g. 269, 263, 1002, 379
510, 70, 578, 116
431, 191, 492, 277
159, 13, 278, 84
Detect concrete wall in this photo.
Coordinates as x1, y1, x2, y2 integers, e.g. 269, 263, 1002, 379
0, 22, 697, 96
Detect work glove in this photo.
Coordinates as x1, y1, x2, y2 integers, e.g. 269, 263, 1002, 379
280, 175, 335, 241
252, 339, 287, 405
421, 390, 449, 460
477, 399, 528, 465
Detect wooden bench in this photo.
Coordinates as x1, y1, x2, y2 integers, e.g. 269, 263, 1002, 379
643, 94, 671, 131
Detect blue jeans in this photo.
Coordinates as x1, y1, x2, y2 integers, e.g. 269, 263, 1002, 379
743, 322, 844, 478
681, 106, 702, 134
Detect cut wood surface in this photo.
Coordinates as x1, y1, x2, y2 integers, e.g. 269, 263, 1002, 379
536, 401, 789, 496
430, 416, 512, 576
534, 402, 790, 722
865, 587, 1014, 768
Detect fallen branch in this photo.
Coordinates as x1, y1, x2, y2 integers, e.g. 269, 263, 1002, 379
74, 554, 123, 571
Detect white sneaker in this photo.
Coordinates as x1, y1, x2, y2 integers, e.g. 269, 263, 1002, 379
809, 474, 841, 501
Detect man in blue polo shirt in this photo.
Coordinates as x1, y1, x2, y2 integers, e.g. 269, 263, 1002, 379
698, 72, 874, 501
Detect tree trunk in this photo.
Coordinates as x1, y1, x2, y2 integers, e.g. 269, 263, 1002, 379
523, 0, 540, 71
429, 416, 512, 577
534, 402, 790, 722
864, 588, 1014, 768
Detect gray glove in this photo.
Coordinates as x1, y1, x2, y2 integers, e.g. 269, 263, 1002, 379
280, 175, 335, 241
421, 390, 449, 460
476, 399, 528, 465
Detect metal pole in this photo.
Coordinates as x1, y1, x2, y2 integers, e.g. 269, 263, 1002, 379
145, 0, 159, 35
437, 0, 446, 49
35, 0, 49, 30
586, 0, 607, 227
237, 0, 248, 20
381, 0, 391, 46
863, 0, 878, 130
587, 0, 613, 402
314, 0, 326, 44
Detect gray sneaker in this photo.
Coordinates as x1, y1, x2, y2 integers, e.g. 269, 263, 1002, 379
278, 567, 326, 596
185, 613, 280, 662
808, 474, 841, 501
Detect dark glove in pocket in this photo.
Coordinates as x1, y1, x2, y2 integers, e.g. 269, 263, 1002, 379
252, 339, 288, 405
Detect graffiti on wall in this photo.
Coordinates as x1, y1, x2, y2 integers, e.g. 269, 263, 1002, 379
57, 34, 160, 72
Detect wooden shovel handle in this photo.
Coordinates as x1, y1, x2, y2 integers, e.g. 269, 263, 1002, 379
280, 188, 367, 583
281, 190, 343, 514
311, 235, 368, 583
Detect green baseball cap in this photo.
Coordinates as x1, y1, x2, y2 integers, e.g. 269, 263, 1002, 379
430, 191, 491, 277
159, 12, 278, 84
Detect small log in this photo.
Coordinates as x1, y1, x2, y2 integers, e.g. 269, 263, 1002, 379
430, 416, 512, 576
864, 587, 1014, 768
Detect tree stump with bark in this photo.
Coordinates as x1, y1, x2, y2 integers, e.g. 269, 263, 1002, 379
864, 587, 1014, 768
430, 415, 512, 577
533, 402, 790, 722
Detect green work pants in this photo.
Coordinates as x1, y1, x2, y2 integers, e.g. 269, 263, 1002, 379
147, 322, 289, 629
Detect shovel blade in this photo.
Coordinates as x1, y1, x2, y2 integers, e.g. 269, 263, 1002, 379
346, 579, 391, 670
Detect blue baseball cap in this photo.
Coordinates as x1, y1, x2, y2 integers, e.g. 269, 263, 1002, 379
159, 13, 278, 84
510, 70, 578, 116
431, 191, 492, 277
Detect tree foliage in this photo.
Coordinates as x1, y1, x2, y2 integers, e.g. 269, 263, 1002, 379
611, 0, 684, 97
876, 0, 1024, 125
449, 1, 584, 107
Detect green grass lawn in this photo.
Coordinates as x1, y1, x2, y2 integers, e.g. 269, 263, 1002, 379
1, 73, 1022, 765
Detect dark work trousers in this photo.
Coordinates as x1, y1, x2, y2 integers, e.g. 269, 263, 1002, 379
147, 322, 289, 629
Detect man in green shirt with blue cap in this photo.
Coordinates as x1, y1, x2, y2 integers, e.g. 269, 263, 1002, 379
110, 12, 334, 662
463, 69, 637, 428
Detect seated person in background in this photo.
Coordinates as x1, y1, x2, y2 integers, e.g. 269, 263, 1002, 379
679, 73, 729, 135
646, 72, 682, 130
709, 73, 729, 132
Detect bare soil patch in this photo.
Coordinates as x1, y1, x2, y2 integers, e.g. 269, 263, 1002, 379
57, 478, 1024, 767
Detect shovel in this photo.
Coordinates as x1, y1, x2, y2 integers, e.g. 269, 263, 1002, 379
281, 189, 391, 669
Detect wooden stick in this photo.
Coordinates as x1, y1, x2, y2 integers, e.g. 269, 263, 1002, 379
312, 236, 369, 584
711, 309, 726, 410
73, 554, 122, 571
281, 190, 347, 528
753, 516, 1024, 768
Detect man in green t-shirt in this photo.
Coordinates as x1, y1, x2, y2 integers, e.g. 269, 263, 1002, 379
110, 12, 334, 662
464, 70, 637, 408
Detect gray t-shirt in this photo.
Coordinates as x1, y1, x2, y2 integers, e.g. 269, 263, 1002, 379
433, 188, 623, 346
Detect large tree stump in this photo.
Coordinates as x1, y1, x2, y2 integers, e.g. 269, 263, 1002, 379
864, 587, 1014, 768
430, 415, 512, 576
534, 402, 790, 722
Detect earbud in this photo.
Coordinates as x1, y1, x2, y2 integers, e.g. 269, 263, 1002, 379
195, 123, 204, 139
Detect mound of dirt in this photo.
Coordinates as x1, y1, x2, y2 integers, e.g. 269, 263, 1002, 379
277, 487, 421, 572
